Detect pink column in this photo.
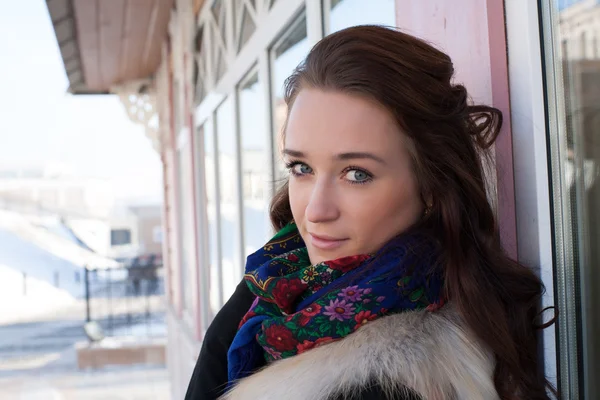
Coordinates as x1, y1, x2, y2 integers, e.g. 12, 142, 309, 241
396, 0, 517, 258
167, 38, 183, 317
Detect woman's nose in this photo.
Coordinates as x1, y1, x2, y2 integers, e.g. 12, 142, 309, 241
304, 180, 340, 223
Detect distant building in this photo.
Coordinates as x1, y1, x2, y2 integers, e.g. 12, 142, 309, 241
0, 164, 114, 219
107, 202, 164, 262
559, 0, 600, 59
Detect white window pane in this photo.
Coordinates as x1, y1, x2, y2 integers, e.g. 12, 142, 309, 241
239, 71, 271, 257
216, 97, 241, 301
328, 0, 396, 35
543, 1, 600, 397
203, 118, 222, 314
271, 13, 309, 183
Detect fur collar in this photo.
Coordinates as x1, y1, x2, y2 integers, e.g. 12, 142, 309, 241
220, 305, 499, 400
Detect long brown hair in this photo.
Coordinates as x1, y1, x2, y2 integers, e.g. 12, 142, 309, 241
269, 25, 555, 399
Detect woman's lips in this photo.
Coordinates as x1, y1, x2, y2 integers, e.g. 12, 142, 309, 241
308, 233, 348, 250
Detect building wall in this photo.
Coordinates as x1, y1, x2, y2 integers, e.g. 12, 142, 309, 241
137, 214, 164, 256
395, 0, 517, 257
156, 0, 576, 398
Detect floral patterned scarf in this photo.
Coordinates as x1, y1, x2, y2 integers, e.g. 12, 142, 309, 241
227, 222, 445, 384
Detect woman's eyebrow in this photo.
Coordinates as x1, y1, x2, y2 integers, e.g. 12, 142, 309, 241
283, 149, 386, 165
336, 152, 386, 165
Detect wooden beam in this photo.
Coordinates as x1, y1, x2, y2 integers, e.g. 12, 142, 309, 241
144, 0, 174, 77
99, 0, 126, 87
121, 0, 154, 82
69, 0, 173, 91
142, 0, 160, 68
72, 0, 101, 89
120, 0, 133, 83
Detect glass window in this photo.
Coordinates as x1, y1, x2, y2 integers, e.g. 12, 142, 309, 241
152, 226, 163, 244
203, 117, 223, 314
325, 0, 396, 35
270, 12, 309, 184
216, 97, 242, 301
234, 0, 257, 52
239, 70, 272, 256
110, 229, 131, 246
541, 1, 600, 398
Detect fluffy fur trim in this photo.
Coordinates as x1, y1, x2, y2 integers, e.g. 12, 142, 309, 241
220, 305, 499, 400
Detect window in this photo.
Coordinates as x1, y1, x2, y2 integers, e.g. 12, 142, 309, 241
216, 97, 242, 301
203, 117, 223, 314
234, 0, 257, 52
239, 69, 271, 256
324, 0, 395, 35
110, 229, 131, 246
541, 1, 600, 398
152, 226, 163, 244
270, 12, 309, 184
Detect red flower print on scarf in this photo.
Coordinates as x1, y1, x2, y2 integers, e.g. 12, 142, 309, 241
265, 324, 297, 351
323, 254, 370, 273
354, 310, 377, 326
301, 304, 322, 317
238, 310, 256, 328
272, 278, 307, 313
297, 314, 310, 327
297, 304, 322, 326
286, 253, 300, 262
296, 340, 314, 353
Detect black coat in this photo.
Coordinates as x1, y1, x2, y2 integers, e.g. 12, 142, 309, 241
184, 280, 420, 400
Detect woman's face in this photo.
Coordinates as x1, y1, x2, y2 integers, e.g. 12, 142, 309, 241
284, 89, 424, 265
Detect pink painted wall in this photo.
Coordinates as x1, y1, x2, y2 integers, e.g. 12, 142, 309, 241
395, 0, 517, 258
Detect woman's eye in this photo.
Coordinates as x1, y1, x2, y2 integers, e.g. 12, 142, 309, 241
291, 163, 313, 175
345, 169, 371, 183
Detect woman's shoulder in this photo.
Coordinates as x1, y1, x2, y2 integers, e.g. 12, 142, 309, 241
220, 305, 498, 400
185, 279, 257, 400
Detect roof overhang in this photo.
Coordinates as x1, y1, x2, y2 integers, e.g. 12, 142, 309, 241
45, 0, 173, 95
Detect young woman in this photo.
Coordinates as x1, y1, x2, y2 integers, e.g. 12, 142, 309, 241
185, 25, 554, 400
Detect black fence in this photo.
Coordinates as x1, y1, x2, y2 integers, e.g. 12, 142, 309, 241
84, 260, 165, 339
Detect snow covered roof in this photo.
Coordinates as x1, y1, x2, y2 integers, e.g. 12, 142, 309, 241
0, 210, 120, 270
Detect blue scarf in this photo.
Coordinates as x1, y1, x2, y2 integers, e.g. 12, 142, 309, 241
227, 223, 444, 385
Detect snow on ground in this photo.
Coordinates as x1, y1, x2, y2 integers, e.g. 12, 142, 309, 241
0, 264, 76, 325
0, 226, 85, 298
0, 210, 169, 398
0, 209, 122, 324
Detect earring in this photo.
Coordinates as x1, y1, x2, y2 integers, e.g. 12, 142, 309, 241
423, 206, 431, 217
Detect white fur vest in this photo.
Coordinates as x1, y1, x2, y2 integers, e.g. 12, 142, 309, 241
220, 305, 499, 400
